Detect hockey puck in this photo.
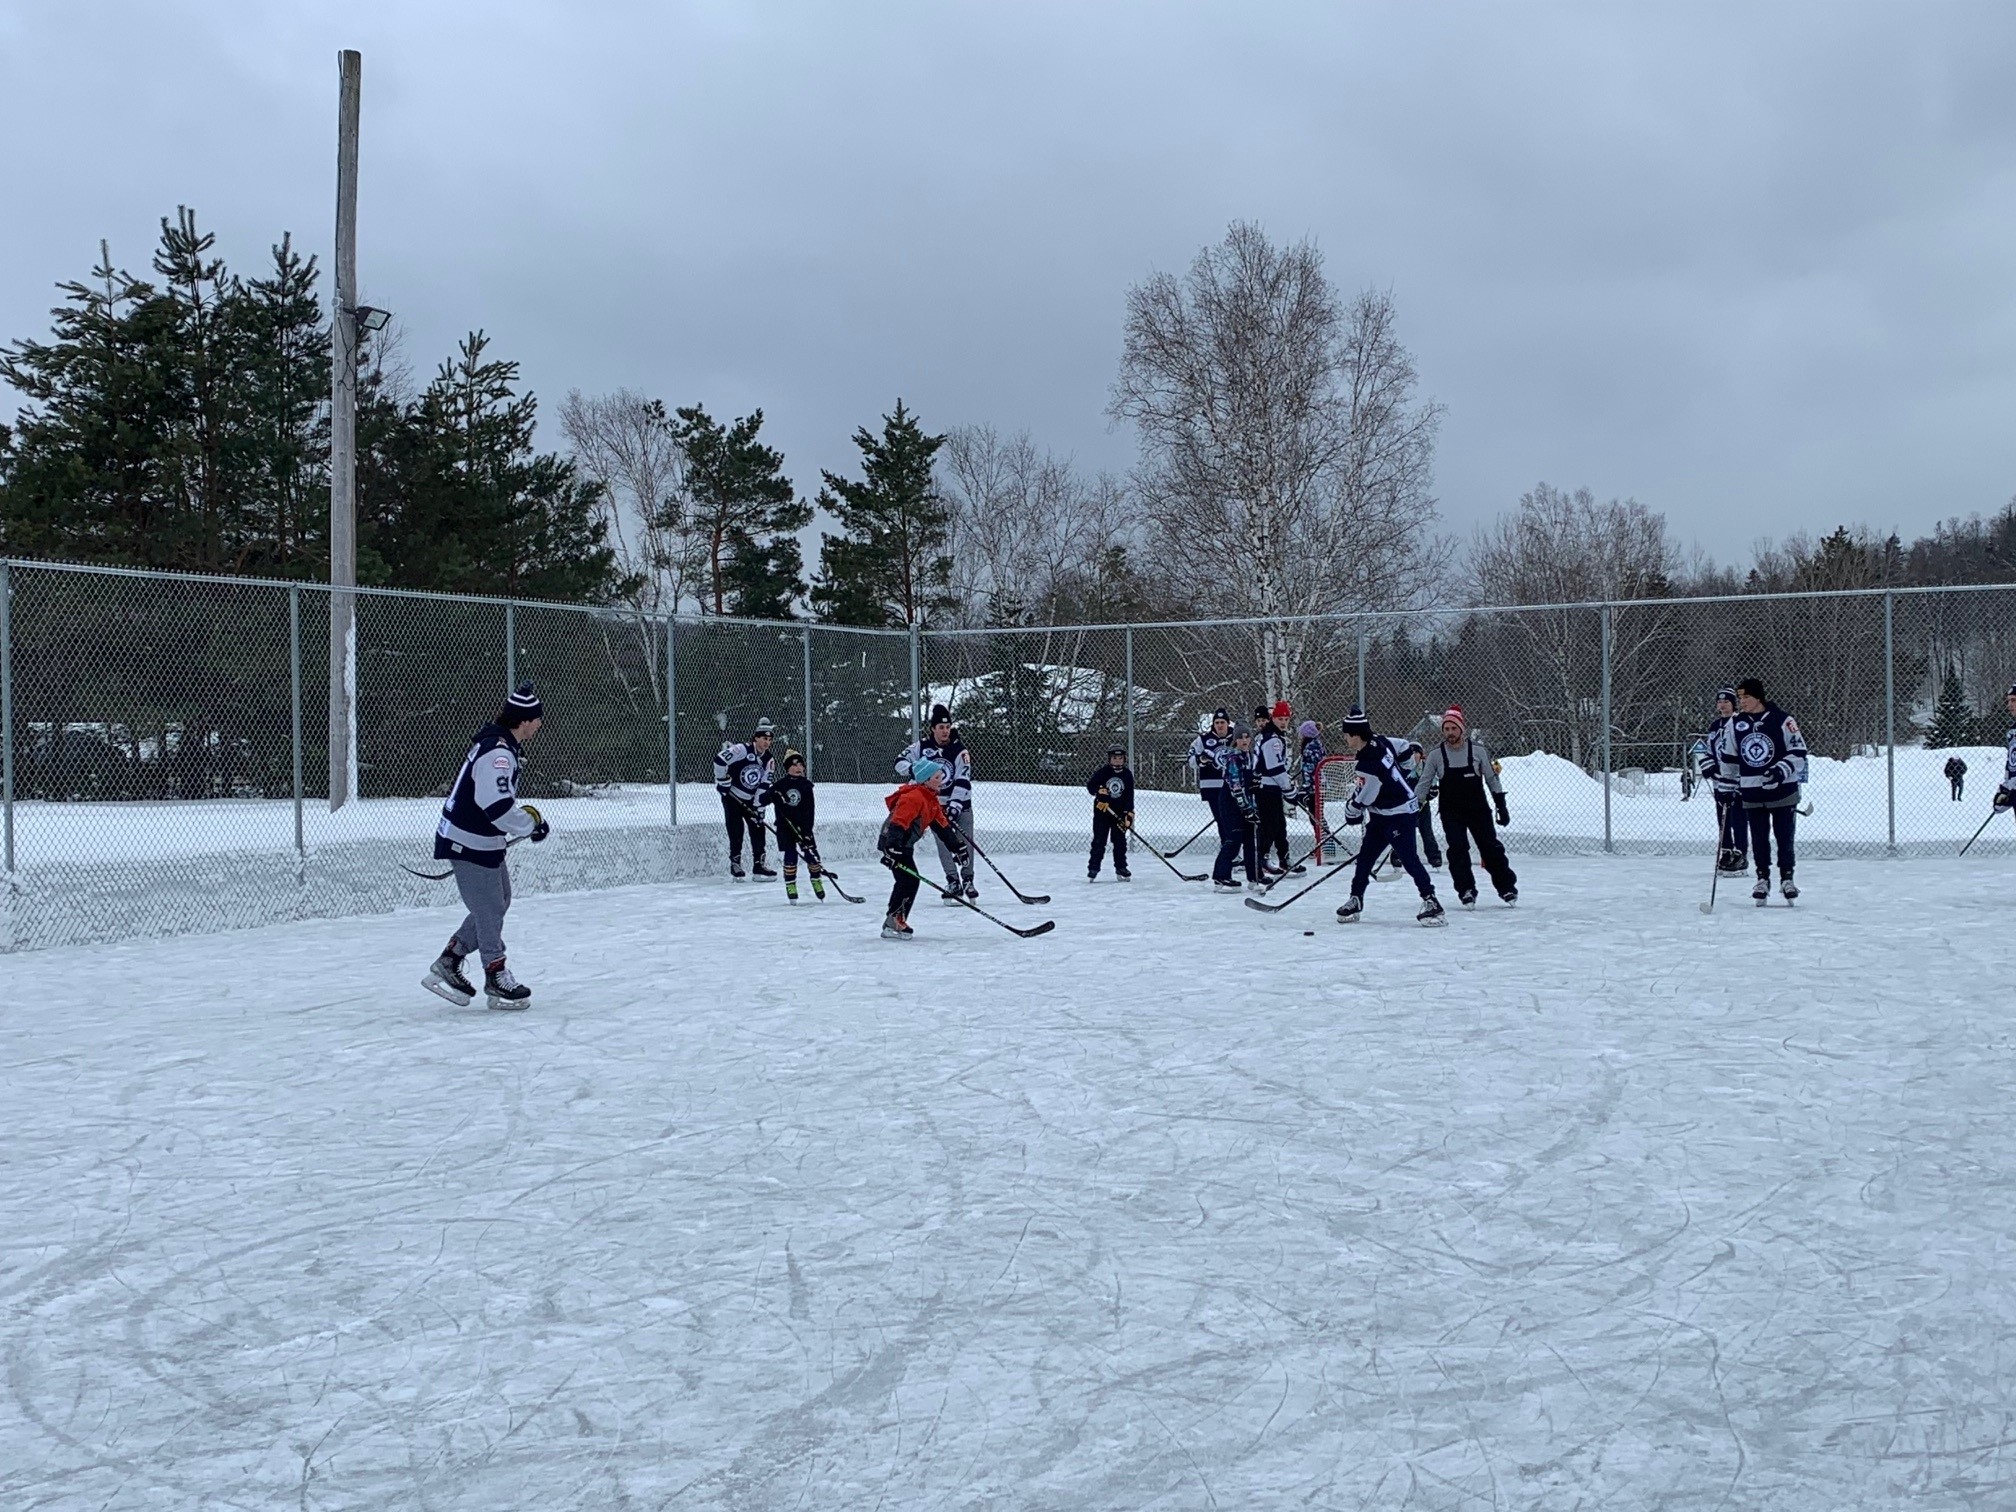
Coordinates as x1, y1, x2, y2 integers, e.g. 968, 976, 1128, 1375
1303, 929, 1315, 936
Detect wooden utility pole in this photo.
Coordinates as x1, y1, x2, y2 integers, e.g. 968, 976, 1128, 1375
329, 48, 361, 810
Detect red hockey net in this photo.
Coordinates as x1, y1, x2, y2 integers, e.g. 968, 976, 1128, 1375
1309, 754, 1358, 863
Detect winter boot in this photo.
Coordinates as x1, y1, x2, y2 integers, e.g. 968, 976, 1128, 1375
1779, 868, 1798, 903
1498, 886, 1518, 906
1417, 893, 1447, 927
423, 947, 476, 1006
1752, 873, 1771, 905
1335, 894, 1364, 923
484, 959, 531, 1009
1458, 887, 1478, 907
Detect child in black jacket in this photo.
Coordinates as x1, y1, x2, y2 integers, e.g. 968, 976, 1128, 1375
1086, 744, 1135, 881
763, 750, 826, 902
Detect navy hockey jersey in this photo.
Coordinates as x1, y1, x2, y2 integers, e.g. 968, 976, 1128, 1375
1188, 730, 1229, 790
434, 723, 536, 866
1714, 704, 1808, 808
1344, 735, 1420, 818
714, 740, 774, 806
896, 732, 973, 810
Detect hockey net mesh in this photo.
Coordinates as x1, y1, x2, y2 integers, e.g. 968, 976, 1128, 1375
1310, 754, 1358, 863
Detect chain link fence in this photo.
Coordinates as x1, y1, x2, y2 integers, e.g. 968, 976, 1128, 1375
4, 557, 2013, 951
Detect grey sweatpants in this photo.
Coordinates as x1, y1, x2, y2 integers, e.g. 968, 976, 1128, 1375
935, 805, 975, 889
450, 859, 512, 965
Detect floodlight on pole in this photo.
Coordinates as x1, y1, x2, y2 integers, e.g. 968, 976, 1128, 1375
353, 305, 391, 334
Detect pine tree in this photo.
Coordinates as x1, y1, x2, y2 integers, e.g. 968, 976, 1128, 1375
230, 234, 329, 573
1925, 665, 1977, 749
811, 400, 953, 627
361, 331, 624, 601
666, 405, 810, 618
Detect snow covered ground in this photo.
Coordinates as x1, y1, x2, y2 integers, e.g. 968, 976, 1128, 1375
5, 851, 2014, 1509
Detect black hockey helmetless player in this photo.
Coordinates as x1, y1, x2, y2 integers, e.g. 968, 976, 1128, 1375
1715, 677, 1809, 904
1251, 704, 1299, 876
763, 750, 827, 902
1332, 706, 1445, 926
1189, 709, 1243, 888
715, 719, 777, 879
1086, 744, 1135, 881
1216, 725, 1263, 892
1417, 705, 1516, 906
422, 683, 551, 1009
897, 705, 976, 900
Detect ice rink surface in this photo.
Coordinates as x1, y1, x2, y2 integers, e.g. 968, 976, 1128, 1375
4, 850, 2013, 1510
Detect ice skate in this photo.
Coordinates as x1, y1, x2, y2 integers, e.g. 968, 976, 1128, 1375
1213, 878, 1244, 893
1458, 888, 1478, 908
484, 960, 531, 1009
1115, 868, 1132, 881
1498, 886, 1518, 906
422, 950, 475, 1006
1752, 874, 1771, 905
751, 861, 777, 879
964, 884, 979, 901
1779, 869, 1798, 904
1417, 894, 1447, 927
729, 860, 747, 881
1335, 894, 1363, 923
880, 913, 913, 940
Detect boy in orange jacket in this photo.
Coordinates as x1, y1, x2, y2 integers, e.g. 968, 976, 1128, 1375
877, 759, 969, 938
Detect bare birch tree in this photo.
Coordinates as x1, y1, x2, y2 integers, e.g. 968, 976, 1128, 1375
558, 389, 700, 617
1109, 222, 1447, 705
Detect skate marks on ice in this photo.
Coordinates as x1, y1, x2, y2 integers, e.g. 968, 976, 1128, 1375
5, 856, 2016, 1509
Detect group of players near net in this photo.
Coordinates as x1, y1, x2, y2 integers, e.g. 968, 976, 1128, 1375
415, 676, 2016, 1006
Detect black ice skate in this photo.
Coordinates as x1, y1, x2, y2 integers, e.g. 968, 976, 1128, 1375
1335, 894, 1364, 923
422, 950, 476, 1006
963, 883, 979, 900
1458, 888, 1478, 907
1417, 894, 1447, 927
1717, 849, 1747, 875
1779, 869, 1798, 904
1214, 878, 1244, 893
484, 960, 531, 1009
1115, 868, 1132, 881
751, 861, 777, 879
729, 860, 747, 881
1498, 886, 1518, 906
1752, 874, 1771, 905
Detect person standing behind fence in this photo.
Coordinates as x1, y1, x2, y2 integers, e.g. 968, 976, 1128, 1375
1417, 706, 1515, 906
1946, 754, 1967, 802
1250, 704, 1298, 877
714, 718, 777, 880
1718, 677, 1808, 905
1086, 744, 1135, 881
1701, 688, 1749, 876
898, 705, 977, 900
422, 683, 550, 1009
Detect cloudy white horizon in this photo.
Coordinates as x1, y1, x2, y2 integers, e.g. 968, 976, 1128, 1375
3, 0, 2013, 567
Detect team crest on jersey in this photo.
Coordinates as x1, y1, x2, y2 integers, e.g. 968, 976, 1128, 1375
1105, 778, 1125, 798
1740, 732, 1774, 766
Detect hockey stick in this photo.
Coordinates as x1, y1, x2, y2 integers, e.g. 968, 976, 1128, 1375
965, 832, 1051, 905
892, 859, 1055, 937
1260, 814, 1352, 892
1959, 808, 2003, 857
1166, 815, 1215, 858
769, 813, 864, 903
1120, 813, 1207, 882
400, 834, 525, 881
1244, 842, 1362, 914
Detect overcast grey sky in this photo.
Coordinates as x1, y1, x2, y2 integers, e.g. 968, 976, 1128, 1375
3, 0, 2013, 561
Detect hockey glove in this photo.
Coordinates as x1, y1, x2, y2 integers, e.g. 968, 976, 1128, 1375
522, 803, 550, 843
1995, 789, 2014, 811
1492, 793, 1510, 827
1343, 806, 1365, 827
945, 800, 965, 821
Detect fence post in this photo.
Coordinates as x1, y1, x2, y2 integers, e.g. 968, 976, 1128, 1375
1, 560, 14, 884
677, 616, 685, 830
505, 601, 517, 693
1124, 624, 1136, 763
1600, 604, 1613, 854
1355, 630, 1367, 712
801, 626, 814, 776
908, 623, 922, 747
290, 586, 304, 873
1884, 589, 1896, 855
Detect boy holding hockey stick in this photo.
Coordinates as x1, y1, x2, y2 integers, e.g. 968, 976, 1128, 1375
877, 760, 970, 938
763, 749, 827, 902
1086, 743, 1135, 881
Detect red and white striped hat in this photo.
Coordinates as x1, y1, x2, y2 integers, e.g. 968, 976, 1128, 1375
1440, 705, 1466, 733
